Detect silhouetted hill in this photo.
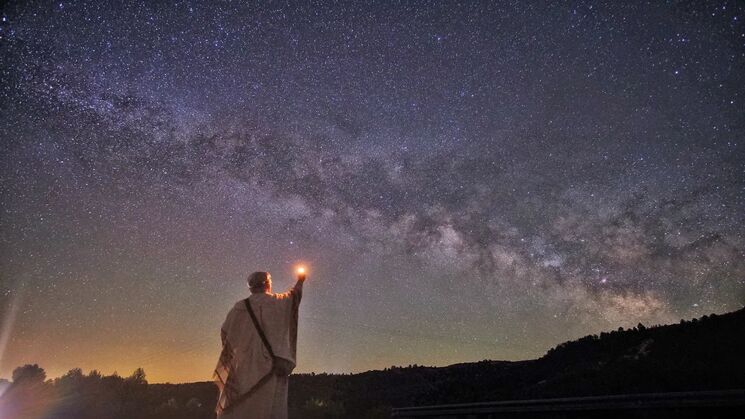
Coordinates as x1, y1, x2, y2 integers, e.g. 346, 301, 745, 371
1, 307, 743, 418
288, 306, 745, 417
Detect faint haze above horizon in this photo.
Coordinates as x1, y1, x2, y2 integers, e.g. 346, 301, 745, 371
1, 1, 744, 383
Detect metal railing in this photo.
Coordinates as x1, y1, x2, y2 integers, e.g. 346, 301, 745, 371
391, 389, 745, 417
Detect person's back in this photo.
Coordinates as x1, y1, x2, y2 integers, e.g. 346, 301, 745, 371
214, 270, 306, 419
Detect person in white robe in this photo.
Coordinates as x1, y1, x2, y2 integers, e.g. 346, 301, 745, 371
214, 270, 305, 418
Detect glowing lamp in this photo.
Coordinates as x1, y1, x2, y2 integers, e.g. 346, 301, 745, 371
296, 266, 306, 275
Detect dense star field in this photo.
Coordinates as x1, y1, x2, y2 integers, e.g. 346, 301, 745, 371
1, 1, 744, 383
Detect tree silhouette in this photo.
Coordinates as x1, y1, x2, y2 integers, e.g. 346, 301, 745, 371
127, 368, 147, 385
12, 364, 46, 385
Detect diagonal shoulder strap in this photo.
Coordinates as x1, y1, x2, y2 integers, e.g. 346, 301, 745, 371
220, 298, 277, 414
244, 298, 275, 358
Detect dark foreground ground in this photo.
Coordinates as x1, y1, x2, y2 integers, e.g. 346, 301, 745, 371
1, 307, 743, 418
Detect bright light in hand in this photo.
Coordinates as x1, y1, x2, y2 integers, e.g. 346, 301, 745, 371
297, 266, 306, 274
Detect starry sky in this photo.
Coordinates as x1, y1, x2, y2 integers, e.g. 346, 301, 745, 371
1, 1, 744, 383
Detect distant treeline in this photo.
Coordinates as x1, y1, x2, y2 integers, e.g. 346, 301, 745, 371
1, 307, 743, 419
0, 366, 215, 419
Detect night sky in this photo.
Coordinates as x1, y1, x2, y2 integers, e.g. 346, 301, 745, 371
1, 1, 744, 383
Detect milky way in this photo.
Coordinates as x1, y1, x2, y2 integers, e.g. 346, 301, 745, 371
1, 1, 744, 382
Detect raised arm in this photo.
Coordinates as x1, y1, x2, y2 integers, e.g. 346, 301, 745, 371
290, 272, 305, 302
275, 271, 306, 302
